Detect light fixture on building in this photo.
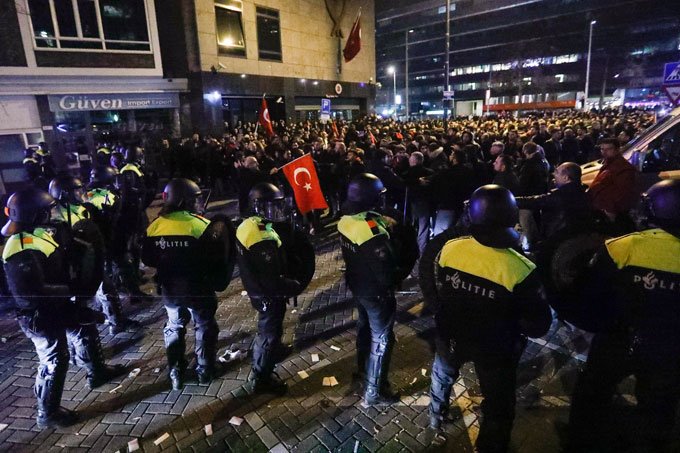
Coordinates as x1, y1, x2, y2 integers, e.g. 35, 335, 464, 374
614, 73, 620, 78
240, 74, 246, 78
300, 79, 306, 83
313, 81, 319, 85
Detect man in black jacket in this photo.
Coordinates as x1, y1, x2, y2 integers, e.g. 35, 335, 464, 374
517, 142, 549, 251
404, 152, 434, 253
492, 155, 520, 195
515, 162, 592, 242
429, 150, 476, 235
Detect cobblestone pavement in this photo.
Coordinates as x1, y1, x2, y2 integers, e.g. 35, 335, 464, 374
0, 201, 665, 452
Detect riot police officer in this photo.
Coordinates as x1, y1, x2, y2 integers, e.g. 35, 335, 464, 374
2, 189, 123, 428
116, 147, 151, 303
143, 178, 232, 390
236, 182, 314, 395
49, 175, 91, 226
568, 179, 680, 451
84, 166, 139, 334
337, 173, 417, 407
421, 185, 551, 452
22, 148, 41, 182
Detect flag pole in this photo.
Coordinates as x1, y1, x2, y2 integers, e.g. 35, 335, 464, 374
277, 152, 313, 170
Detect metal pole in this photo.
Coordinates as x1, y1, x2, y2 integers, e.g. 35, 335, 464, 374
445, 0, 451, 121
393, 70, 397, 115
599, 55, 609, 111
405, 30, 410, 119
584, 20, 596, 111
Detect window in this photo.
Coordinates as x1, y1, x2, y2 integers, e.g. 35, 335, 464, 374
26, 0, 151, 52
216, 0, 246, 57
256, 7, 281, 61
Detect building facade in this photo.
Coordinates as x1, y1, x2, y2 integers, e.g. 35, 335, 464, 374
158, 0, 377, 136
375, 0, 680, 117
0, 0, 185, 193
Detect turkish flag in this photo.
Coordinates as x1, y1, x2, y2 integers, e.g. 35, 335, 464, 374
259, 98, 275, 137
282, 154, 328, 215
343, 12, 361, 63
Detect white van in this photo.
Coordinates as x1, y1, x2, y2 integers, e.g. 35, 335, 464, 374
582, 106, 680, 192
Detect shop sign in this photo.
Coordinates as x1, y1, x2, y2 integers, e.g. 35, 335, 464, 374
48, 93, 180, 112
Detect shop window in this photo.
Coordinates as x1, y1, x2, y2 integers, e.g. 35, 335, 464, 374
26, 0, 151, 52
256, 6, 281, 61
215, 0, 246, 57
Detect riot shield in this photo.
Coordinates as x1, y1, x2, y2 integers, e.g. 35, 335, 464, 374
389, 221, 419, 284
418, 228, 462, 316
201, 214, 237, 291
276, 224, 315, 295
69, 219, 106, 299
548, 232, 606, 332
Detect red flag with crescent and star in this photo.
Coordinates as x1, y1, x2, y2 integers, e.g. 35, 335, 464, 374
343, 10, 362, 63
281, 153, 328, 215
259, 97, 275, 137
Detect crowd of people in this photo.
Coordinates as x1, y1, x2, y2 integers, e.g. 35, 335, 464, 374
8, 107, 680, 452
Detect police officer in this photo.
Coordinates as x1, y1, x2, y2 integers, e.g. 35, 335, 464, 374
22, 148, 41, 181
2, 189, 123, 428
337, 173, 414, 407
236, 182, 313, 395
49, 175, 91, 226
117, 147, 151, 303
85, 166, 139, 335
143, 178, 220, 390
422, 185, 551, 452
568, 179, 680, 451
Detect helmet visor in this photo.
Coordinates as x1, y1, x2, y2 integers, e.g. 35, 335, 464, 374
255, 199, 288, 222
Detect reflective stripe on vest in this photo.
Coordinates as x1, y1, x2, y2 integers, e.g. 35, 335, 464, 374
606, 228, 680, 274
84, 189, 117, 211
121, 163, 143, 177
236, 216, 282, 249
337, 211, 390, 246
147, 211, 210, 239
438, 236, 536, 292
2, 228, 59, 262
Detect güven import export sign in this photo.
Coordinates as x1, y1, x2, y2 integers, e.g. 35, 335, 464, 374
48, 93, 180, 112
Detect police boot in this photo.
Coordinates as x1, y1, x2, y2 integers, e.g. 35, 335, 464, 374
250, 339, 287, 395
362, 340, 399, 407
78, 328, 126, 389
196, 330, 218, 386
169, 368, 184, 391
35, 364, 78, 429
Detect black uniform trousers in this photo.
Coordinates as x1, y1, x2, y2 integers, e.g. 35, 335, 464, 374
569, 330, 680, 451
250, 297, 287, 377
355, 295, 396, 379
430, 338, 525, 453
163, 294, 218, 375
18, 312, 103, 412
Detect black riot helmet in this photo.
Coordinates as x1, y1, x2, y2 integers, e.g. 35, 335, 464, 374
124, 146, 144, 164
89, 166, 118, 189
110, 151, 125, 170
642, 179, 680, 234
162, 178, 203, 213
248, 182, 287, 222
2, 188, 56, 236
468, 184, 519, 248
49, 175, 85, 205
345, 173, 386, 213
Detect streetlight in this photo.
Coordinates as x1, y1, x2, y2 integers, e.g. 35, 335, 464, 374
387, 66, 396, 115
584, 20, 597, 111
